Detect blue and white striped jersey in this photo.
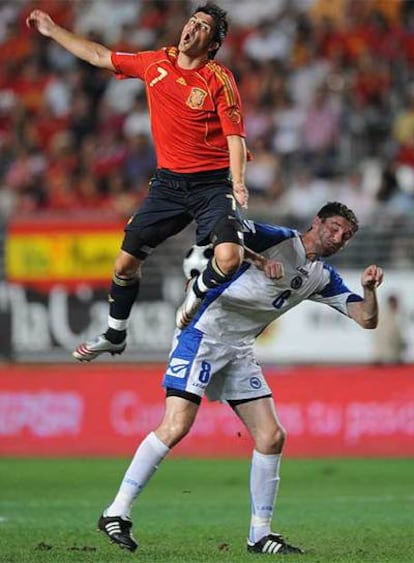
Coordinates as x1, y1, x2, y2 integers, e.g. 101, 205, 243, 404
191, 222, 363, 344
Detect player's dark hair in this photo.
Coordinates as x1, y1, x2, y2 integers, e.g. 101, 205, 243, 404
194, 2, 228, 59
317, 201, 359, 232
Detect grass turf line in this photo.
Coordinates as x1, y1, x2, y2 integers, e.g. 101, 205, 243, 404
0, 458, 412, 562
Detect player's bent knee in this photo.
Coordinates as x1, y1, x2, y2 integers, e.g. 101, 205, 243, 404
214, 243, 243, 274
114, 252, 142, 279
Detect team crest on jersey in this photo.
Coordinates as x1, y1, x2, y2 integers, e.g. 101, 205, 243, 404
226, 107, 241, 123
187, 88, 207, 109
290, 276, 303, 290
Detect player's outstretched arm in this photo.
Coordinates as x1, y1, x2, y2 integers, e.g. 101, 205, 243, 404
26, 10, 114, 70
347, 264, 384, 329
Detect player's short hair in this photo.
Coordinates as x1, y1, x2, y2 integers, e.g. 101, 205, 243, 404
317, 201, 359, 233
194, 2, 228, 59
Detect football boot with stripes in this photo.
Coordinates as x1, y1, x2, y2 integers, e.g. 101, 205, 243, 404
176, 277, 203, 329
247, 533, 303, 555
72, 334, 126, 362
97, 514, 138, 552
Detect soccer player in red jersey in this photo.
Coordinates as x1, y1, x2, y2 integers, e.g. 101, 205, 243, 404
27, 3, 254, 361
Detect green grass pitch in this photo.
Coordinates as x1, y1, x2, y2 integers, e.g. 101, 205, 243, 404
0, 457, 412, 562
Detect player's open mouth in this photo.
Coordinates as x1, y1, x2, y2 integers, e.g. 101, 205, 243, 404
183, 32, 193, 45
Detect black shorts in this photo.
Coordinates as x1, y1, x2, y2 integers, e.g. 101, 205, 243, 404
122, 168, 243, 259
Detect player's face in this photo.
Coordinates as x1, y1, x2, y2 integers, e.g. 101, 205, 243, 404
178, 12, 216, 57
314, 215, 355, 257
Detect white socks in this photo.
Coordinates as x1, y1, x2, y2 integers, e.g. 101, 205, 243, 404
104, 431, 170, 519
249, 450, 281, 543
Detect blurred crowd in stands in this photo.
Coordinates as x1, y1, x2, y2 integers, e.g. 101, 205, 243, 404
1, 0, 414, 237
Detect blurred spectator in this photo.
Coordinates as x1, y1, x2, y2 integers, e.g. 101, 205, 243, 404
392, 85, 414, 146
74, 0, 140, 45
301, 85, 340, 176
373, 294, 406, 364
104, 171, 142, 217
245, 137, 281, 201
281, 166, 330, 223
123, 94, 151, 140
122, 133, 156, 192
103, 71, 145, 115
43, 70, 72, 117
221, 0, 286, 28
243, 17, 295, 64
68, 91, 96, 146
271, 90, 304, 178
375, 160, 414, 225
335, 169, 376, 226
289, 42, 331, 109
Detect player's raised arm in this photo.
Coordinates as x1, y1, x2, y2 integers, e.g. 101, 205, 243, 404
347, 264, 384, 329
26, 10, 115, 70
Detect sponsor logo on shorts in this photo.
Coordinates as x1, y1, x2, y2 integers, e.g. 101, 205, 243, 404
166, 357, 190, 378
249, 377, 262, 389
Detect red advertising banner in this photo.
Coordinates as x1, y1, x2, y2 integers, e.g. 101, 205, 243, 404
0, 364, 413, 458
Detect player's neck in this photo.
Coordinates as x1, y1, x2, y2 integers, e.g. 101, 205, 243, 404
177, 51, 209, 70
300, 234, 319, 262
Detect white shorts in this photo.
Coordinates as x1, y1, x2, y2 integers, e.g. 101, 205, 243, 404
162, 328, 272, 403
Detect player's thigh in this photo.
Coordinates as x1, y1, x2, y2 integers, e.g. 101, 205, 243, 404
207, 346, 272, 403
122, 177, 192, 258
189, 184, 244, 246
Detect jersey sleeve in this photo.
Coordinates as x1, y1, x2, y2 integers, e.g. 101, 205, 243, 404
309, 264, 363, 316
243, 222, 296, 253
213, 66, 246, 137
111, 50, 157, 80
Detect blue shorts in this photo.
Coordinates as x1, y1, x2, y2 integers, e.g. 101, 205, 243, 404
122, 168, 243, 259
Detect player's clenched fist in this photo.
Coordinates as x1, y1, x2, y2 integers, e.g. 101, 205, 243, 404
26, 10, 55, 36
361, 264, 383, 289
263, 260, 284, 280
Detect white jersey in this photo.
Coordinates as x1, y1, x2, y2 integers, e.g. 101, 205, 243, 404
162, 222, 363, 403
192, 222, 363, 345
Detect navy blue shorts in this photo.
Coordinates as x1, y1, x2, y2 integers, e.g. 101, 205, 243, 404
122, 168, 243, 259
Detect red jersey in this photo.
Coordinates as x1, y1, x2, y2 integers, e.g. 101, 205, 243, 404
111, 47, 246, 173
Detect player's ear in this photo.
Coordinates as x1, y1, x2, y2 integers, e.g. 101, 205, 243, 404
208, 41, 219, 53
311, 216, 321, 230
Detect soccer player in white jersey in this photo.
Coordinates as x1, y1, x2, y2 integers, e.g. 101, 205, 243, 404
97, 202, 383, 555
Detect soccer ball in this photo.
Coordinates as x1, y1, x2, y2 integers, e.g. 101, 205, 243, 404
183, 244, 213, 280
